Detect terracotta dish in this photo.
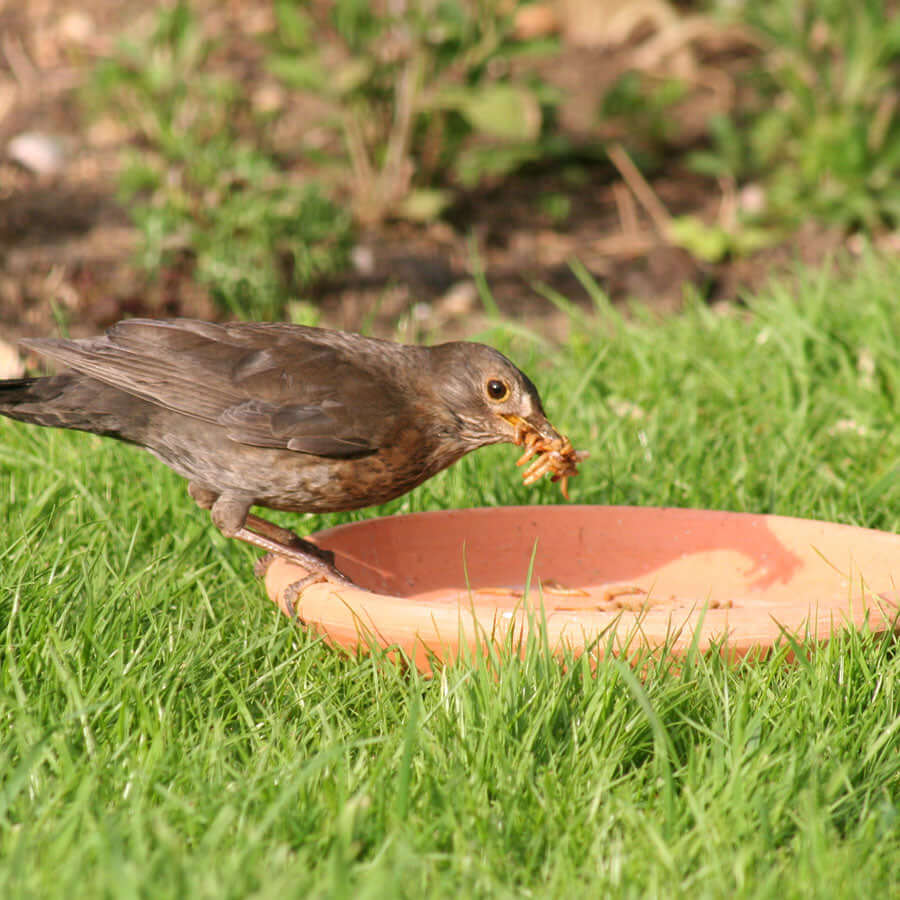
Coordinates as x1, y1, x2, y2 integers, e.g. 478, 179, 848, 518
263, 505, 900, 672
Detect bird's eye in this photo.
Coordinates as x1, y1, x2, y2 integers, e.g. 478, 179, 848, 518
486, 378, 510, 401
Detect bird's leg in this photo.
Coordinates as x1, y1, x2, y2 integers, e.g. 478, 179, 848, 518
274, 572, 335, 619
243, 513, 336, 566
231, 522, 353, 586
188, 481, 219, 510
245, 514, 337, 581
190, 484, 355, 589
235, 515, 357, 611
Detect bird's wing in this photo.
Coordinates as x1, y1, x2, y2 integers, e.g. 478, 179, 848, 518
21, 319, 411, 458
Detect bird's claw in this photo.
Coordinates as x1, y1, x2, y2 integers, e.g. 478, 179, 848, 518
279, 573, 334, 618
253, 552, 279, 578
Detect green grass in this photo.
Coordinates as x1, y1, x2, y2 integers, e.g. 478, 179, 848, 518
2, 255, 900, 896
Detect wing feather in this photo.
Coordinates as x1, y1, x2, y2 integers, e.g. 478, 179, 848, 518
21, 319, 416, 458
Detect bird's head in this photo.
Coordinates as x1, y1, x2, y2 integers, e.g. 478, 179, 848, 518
424, 342, 563, 450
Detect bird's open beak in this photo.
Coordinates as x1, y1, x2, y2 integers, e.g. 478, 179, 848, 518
500, 412, 561, 447
499, 411, 586, 499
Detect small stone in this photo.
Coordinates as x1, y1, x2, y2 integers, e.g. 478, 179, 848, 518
8, 133, 67, 176
0, 339, 25, 380
59, 11, 95, 44
252, 83, 286, 114
351, 244, 376, 275
515, 4, 559, 40
738, 183, 766, 216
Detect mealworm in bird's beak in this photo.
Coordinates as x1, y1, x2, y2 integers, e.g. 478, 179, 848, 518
511, 423, 587, 499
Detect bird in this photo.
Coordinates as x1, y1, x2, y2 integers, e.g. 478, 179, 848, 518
0, 318, 583, 591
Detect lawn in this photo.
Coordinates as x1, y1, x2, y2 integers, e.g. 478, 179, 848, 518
2, 255, 899, 897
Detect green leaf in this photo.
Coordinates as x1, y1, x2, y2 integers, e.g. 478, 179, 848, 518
399, 188, 452, 222
435, 83, 541, 141
273, 0, 314, 50
266, 52, 327, 91
669, 216, 778, 263
332, 57, 375, 96
453, 143, 541, 187
668, 216, 731, 263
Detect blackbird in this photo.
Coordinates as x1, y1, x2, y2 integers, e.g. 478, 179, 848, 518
0, 318, 582, 586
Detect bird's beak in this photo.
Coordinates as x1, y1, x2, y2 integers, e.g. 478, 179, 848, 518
499, 410, 586, 500
500, 412, 561, 447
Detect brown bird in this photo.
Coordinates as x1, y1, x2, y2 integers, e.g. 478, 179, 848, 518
0, 318, 583, 588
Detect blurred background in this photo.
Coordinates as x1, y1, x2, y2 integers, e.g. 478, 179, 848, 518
1, 0, 898, 359
3, 9, 900, 893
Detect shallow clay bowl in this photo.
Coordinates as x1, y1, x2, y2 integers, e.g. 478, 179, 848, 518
263, 505, 900, 672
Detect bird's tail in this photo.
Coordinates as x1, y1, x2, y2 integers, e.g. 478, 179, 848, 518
0, 378, 35, 402
0, 374, 135, 437
0, 373, 152, 445
0, 376, 59, 416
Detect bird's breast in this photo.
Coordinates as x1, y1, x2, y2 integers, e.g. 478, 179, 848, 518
258, 426, 470, 513
143, 412, 476, 514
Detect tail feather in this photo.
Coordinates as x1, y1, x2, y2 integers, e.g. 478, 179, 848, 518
0, 375, 66, 412
0, 376, 41, 396
0, 374, 140, 438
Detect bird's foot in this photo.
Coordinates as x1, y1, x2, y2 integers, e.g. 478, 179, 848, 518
253, 552, 279, 578
294, 541, 336, 567
280, 568, 359, 618
231, 512, 352, 587
254, 549, 354, 619
251, 542, 354, 586
270, 531, 336, 566
279, 573, 335, 618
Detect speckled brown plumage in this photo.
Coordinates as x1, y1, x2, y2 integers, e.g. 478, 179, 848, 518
0, 318, 579, 583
